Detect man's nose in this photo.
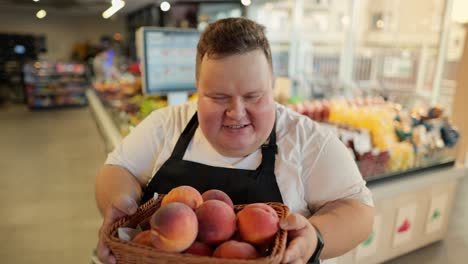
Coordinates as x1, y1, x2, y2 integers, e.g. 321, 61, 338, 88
226, 98, 246, 120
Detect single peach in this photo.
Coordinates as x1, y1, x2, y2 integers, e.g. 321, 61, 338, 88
201, 189, 234, 208
237, 203, 279, 245
131, 230, 153, 247
184, 241, 213, 256
213, 240, 259, 259
195, 200, 236, 245
161, 185, 203, 209
150, 202, 198, 252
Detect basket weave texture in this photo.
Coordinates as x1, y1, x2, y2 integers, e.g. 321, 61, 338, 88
103, 194, 289, 264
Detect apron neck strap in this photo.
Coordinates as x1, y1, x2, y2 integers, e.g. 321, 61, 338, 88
170, 112, 199, 160
260, 120, 278, 173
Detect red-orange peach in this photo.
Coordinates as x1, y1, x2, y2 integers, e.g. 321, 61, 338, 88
131, 230, 153, 247
201, 189, 234, 208
213, 240, 259, 259
184, 241, 213, 256
237, 203, 279, 245
161, 185, 203, 209
195, 200, 236, 245
150, 202, 198, 252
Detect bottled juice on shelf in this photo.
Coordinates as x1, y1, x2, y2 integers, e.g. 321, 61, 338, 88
388, 142, 415, 172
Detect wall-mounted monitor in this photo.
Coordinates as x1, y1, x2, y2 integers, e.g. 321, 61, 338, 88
136, 27, 200, 96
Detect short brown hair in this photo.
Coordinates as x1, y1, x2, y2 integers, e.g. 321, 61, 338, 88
195, 17, 273, 80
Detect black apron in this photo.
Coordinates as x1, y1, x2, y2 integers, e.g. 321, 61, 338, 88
141, 112, 283, 205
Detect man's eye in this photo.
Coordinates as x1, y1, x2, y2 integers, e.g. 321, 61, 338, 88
245, 95, 261, 101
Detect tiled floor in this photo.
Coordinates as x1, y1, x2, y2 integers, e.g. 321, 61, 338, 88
0, 105, 105, 264
0, 104, 466, 264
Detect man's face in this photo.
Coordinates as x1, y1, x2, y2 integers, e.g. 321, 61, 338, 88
197, 49, 276, 157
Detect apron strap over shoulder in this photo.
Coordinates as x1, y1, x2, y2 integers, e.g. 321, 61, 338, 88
171, 112, 199, 160
260, 121, 278, 174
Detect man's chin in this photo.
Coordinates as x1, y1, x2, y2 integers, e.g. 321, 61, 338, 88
217, 144, 255, 157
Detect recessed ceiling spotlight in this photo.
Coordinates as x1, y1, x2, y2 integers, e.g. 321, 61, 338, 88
241, 0, 251, 6
36, 9, 47, 19
376, 19, 385, 29
160, 1, 171, 12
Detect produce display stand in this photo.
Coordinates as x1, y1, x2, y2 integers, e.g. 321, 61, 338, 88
335, 165, 466, 264
86, 89, 122, 152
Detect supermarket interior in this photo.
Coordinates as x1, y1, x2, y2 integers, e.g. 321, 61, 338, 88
0, 0, 467, 264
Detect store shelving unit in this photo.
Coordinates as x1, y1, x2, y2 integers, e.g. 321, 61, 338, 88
24, 62, 88, 109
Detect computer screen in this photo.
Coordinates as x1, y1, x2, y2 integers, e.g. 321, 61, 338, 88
138, 27, 200, 95
14, 45, 26, 55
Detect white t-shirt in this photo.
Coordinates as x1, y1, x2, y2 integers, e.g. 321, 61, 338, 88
106, 100, 374, 217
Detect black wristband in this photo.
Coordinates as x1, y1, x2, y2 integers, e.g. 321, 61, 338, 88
308, 225, 324, 263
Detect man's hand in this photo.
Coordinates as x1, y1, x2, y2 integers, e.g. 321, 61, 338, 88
96, 195, 139, 264
280, 213, 317, 264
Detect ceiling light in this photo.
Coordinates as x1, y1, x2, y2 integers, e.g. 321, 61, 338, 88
241, 0, 251, 6
33, 0, 40, 2
160, 1, 171, 12
102, 0, 125, 19
376, 20, 385, 29
36, 9, 47, 19
341, 16, 350, 26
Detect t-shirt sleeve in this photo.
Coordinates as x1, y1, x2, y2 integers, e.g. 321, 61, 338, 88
105, 111, 163, 185
303, 133, 374, 213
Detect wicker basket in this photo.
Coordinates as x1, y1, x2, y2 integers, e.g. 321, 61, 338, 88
103, 195, 289, 264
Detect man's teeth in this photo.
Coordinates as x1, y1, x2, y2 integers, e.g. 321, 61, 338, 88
226, 125, 247, 129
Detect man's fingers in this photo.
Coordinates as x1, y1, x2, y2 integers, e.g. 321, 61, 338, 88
97, 196, 139, 264
281, 236, 308, 263
102, 201, 133, 228
112, 194, 139, 216
98, 208, 125, 264
97, 237, 116, 264
280, 213, 309, 231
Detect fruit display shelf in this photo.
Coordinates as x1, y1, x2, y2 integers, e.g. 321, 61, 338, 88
288, 97, 459, 183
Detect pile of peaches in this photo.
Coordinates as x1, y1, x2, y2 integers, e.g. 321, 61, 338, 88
130, 185, 280, 260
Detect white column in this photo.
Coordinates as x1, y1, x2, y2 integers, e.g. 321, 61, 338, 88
288, 0, 304, 97
415, 45, 429, 94
431, 0, 454, 104
339, 0, 361, 94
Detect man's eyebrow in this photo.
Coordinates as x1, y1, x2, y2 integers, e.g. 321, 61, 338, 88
205, 92, 230, 96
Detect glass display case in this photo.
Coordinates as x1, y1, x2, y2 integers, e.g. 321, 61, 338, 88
248, 0, 462, 182
92, 0, 463, 183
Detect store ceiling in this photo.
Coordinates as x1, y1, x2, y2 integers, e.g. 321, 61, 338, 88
0, 0, 157, 15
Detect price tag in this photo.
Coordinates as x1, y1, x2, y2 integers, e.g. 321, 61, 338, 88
353, 130, 372, 154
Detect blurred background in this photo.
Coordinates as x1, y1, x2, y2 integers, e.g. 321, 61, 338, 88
0, 1, 467, 264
